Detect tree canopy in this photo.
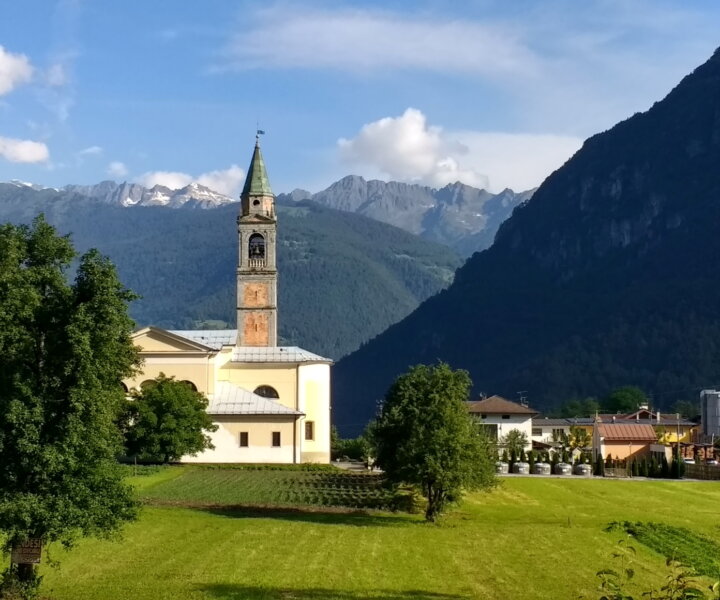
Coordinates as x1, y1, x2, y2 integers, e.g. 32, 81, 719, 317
603, 386, 648, 414
123, 374, 217, 463
502, 429, 528, 458
373, 363, 496, 521
0, 217, 139, 584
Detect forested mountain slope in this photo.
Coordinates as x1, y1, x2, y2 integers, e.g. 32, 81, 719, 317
333, 47, 720, 435
0, 190, 460, 359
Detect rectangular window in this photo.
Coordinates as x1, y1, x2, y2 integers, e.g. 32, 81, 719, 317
552, 428, 565, 438
239, 432, 248, 447
501, 414, 511, 420
532, 427, 542, 436
305, 421, 314, 441
272, 431, 281, 447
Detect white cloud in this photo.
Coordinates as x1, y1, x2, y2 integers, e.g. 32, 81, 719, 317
0, 46, 33, 96
136, 170, 193, 190
196, 165, 245, 196
338, 108, 489, 189
79, 145, 103, 156
453, 131, 583, 192
0, 137, 49, 163
107, 161, 128, 178
338, 108, 583, 192
225, 8, 537, 78
135, 165, 245, 196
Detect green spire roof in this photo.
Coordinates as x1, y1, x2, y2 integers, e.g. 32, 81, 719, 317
241, 139, 273, 198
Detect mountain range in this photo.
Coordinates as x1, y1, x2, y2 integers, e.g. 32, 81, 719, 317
333, 46, 720, 435
7, 174, 532, 259
8, 179, 232, 208
278, 177, 534, 256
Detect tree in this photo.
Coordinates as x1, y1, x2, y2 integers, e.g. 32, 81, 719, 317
553, 397, 600, 418
373, 363, 496, 521
123, 374, 217, 463
672, 400, 699, 420
603, 386, 648, 414
503, 429, 529, 458
567, 425, 591, 462
0, 217, 139, 590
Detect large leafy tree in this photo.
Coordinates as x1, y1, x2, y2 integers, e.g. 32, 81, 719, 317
0, 217, 140, 585
373, 363, 496, 521
123, 374, 217, 463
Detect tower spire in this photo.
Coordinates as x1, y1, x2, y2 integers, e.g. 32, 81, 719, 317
236, 134, 278, 347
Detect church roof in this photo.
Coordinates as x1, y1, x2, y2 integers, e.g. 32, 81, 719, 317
168, 330, 333, 363
170, 330, 236, 350
241, 139, 273, 198
208, 381, 302, 415
231, 346, 332, 363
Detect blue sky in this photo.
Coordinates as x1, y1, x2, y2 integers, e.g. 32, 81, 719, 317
0, 0, 719, 196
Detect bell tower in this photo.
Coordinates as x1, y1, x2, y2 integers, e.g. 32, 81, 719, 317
236, 135, 277, 347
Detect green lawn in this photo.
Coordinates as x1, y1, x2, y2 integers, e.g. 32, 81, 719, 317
36, 474, 720, 600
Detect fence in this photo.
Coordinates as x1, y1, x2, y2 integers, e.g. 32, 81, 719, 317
604, 468, 628, 478
684, 463, 720, 480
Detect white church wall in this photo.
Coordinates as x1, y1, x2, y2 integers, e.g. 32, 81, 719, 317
181, 415, 296, 464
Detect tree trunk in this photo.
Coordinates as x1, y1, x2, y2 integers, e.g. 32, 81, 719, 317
424, 485, 445, 522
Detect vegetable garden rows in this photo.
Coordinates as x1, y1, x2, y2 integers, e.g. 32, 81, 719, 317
139, 466, 405, 510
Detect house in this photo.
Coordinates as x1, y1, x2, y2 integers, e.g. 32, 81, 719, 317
533, 410, 697, 456
592, 422, 657, 461
467, 396, 537, 451
122, 137, 332, 463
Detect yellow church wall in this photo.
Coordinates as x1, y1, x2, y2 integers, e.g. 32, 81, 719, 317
298, 363, 331, 463
214, 355, 298, 411
124, 355, 212, 394
181, 415, 297, 464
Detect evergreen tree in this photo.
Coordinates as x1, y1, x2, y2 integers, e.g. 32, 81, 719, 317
661, 455, 670, 478
597, 454, 606, 477
0, 217, 139, 589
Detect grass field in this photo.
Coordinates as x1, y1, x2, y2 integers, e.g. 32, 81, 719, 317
35, 471, 720, 600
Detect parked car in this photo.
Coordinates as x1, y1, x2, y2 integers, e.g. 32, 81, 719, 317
683, 458, 696, 464
706, 459, 718, 466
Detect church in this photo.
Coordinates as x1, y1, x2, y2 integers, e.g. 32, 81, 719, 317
122, 137, 332, 463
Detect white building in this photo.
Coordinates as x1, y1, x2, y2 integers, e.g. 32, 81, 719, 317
467, 395, 537, 451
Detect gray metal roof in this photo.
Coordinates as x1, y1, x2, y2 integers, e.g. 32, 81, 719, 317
533, 418, 592, 427
168, 330, 332, 363
231, 346, 331, 363
170, 330, 237, 350
208, 381, 302, 416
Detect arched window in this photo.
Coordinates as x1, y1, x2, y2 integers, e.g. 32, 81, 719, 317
248, 233, 265, 260
254, 385, 279, 399
140, 379, 157, 390
180, 380, 197, 392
